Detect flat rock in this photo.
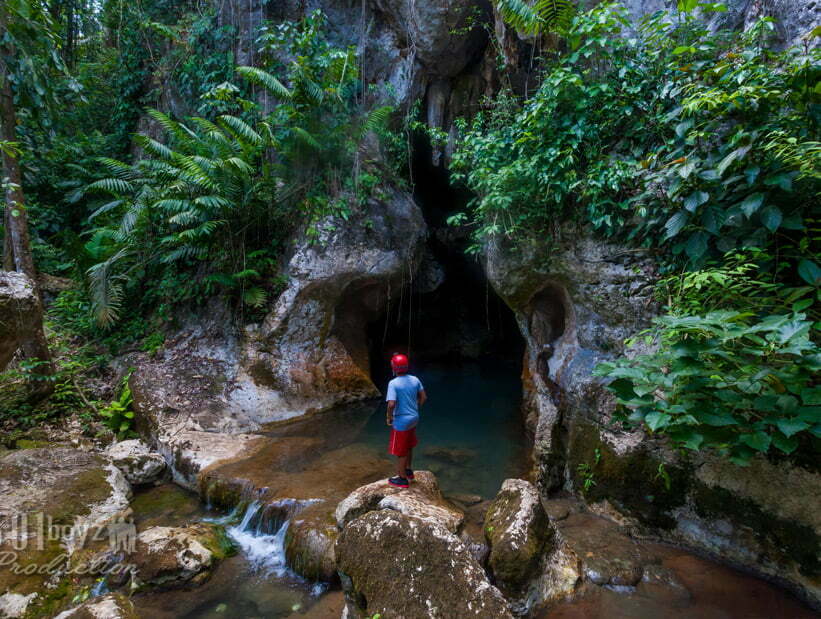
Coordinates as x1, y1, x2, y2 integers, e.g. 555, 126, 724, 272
0, 448, 132, 617
54, 593, 138, 619
336, 510, 512, 618
106, 439, 167, 485
335, 470, 464, 533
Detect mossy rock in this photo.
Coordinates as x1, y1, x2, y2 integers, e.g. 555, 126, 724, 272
0, 448, 131, 617
484, 479, 552, 601
692, 482, 821, 578
566, 423, 689, 529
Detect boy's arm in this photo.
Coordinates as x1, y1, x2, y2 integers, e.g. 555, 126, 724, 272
386, 400, 396, 426
418, 390, 427, 407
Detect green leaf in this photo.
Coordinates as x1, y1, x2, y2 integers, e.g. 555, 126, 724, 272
683, 191, 708, 212
740, 431, 771, 453
685, 231, 709, 260
645, 411, 671, 432
772, 433, 798, 454
775, 418, 809, 437
759, 205, 782, 232
664, 212, 688, 239
739, 193, 763, 217
701, 412, 737, 426
797, 259, 820, 285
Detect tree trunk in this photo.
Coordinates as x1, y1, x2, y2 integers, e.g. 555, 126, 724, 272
0, 7, 55, 397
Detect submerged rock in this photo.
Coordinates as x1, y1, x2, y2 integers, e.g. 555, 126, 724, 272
54, 593, 138, 619
335, 470, 464, 533
106, 439, 167, 485
0, 448, 132, 617
484, 479, 553, 609
336, 510, 512, 618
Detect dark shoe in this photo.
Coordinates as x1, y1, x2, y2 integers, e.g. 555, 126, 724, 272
405, 469, 415, 480
388, 476, 409, 488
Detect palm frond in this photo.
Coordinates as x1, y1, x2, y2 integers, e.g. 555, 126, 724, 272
236, 66, 292, 99
362, 105, 394, 135
218, 115, 264, 146
86, 178, 135, 195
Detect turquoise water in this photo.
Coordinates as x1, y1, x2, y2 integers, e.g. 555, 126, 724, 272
358, 358, 529, 498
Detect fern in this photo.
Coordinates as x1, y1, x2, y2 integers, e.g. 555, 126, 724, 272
236, 66, 292, 99
496, 0, 574, 35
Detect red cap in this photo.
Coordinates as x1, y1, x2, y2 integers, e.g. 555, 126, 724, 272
391, 353, 409, 374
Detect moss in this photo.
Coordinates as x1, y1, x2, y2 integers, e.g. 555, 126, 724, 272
14, 439, 53, 450
566, 423, 689, 529
692, 482, 821, 578
200, 524, 238, 561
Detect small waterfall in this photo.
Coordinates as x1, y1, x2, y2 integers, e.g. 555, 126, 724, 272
226, 498, 322, 581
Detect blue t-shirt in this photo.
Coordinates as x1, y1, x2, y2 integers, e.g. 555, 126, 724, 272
386, 374, 424, 431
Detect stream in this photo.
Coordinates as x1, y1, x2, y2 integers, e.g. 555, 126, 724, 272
128, 359, 816, 618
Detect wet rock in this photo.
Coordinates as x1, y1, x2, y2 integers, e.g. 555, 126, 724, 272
0, 448, 132, 617
336, 510, 512, 618
447, 492, 484, 507
334, 470, 464, 533
54, 593, 138, 619
284, 501, 338, 582
422, 445, 478, 464
484, 479, 553, 609
106, 439, 167, 485
125, 523, 234, 590
0, 271, 43, 371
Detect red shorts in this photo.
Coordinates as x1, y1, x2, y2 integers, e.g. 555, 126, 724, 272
388, 427, 418, 457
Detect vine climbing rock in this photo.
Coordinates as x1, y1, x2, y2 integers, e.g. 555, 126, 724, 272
335, 510, 513, 619
0, 271, 42, 371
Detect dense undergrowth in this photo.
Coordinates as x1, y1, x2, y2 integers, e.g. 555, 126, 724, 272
0, 4, 402, 441
452, 3, 820, 465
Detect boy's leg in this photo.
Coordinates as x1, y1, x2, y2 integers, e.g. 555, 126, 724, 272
407, 448, 413, 471
396, 454, 409, 479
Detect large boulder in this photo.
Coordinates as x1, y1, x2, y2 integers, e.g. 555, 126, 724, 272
0, 271, 43, 371
484, 479, 553, 610
335, 470, 464, 533
106, 439, 166, 485
0, 448, 132, 617
54, 593, 138, 619
115, 523, 234, 590
335, 510, 512, 618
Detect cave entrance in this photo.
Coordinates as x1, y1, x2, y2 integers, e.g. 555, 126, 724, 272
354, 134, 529, 498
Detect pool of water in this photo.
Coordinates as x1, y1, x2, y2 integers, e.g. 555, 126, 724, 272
358, 357, 529, 498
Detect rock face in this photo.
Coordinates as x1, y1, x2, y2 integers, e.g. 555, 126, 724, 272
106, 439, 166, 485
336, 510, 512, 619
0, 271, 43, 371
484, 479, 553, 610
129, 191, 427, 486
485, 230, 821, 607
335, 470, 464, 533
54, 593, 138, 619
0, 448, 132, 617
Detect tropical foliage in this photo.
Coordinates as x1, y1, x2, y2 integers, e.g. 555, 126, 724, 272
455, 2, 820, 464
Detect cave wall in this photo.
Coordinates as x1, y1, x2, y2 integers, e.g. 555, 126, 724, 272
483, 230, 821, 608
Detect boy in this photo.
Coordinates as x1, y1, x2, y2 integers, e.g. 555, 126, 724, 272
385, 353, 427, 488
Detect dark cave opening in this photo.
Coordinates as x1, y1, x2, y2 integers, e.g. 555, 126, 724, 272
364, 135, 526, 389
